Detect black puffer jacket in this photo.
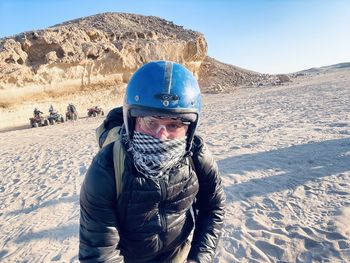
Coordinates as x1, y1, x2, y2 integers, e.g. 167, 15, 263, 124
79, 108, 225, 263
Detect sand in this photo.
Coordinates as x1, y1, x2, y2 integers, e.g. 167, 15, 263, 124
0, 69, 349, 262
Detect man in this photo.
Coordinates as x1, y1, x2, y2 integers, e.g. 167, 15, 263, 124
67, 103, 77, 114
67, 103, 78, 120
33, 107, 43, 118
79, 61, 225, 262
49, 104, 57, 115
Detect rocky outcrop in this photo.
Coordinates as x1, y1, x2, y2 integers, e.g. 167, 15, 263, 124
198, 57, 262, 93
0, 12, 207, 105
198, 57, 292, 93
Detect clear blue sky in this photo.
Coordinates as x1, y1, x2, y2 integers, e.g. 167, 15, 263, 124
1, 0, 349, 74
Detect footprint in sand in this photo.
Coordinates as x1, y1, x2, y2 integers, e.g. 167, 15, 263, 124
332, 190, 349, 196
12, 178, 20, 184
325, 231, 347, 240
328, 122, 348, 127
0, 250, 8, 259
79, 164, 87, 176
262, 197, 279, 210
338, 240, 350, 249
51, 254, 61, 261
268, 211, 284, 221
304, 237, 323, 250
255, 240, 284, 259
339, 130, 350, 135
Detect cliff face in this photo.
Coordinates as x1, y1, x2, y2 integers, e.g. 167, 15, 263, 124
0, 12, 207, 101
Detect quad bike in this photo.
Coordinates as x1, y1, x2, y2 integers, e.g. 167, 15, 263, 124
29, 115, 49, 128
87, 106, 104, 117
47, 112, 65, 125
66, 111, 78, 121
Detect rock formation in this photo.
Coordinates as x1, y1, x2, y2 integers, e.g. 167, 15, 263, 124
198, 56, 262, 93
198, 56, 291, 93
0, 12, 207, 106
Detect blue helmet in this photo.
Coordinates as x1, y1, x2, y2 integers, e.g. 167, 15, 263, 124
123, 60, 202, 151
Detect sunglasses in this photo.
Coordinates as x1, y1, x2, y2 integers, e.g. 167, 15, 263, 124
138, 116, 190, 134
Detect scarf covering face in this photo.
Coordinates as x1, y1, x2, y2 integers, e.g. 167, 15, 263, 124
129, 131, 187, 180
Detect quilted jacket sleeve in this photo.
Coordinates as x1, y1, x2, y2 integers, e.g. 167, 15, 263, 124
79, 145, 124, 262
187, 136, 226, 263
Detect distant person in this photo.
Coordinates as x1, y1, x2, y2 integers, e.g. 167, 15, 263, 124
79, 61, 226, 262
33, 108, 43, 118
49, 104, 57, 115
67, 103, 77, 114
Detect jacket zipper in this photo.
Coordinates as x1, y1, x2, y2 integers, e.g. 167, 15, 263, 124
159, 179, 167, 232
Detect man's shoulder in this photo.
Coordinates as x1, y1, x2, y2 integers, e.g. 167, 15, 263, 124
192, 135, 205, 151
83, 143, 115, 194
191, 134, 215, 168
104, 107, 123, 130
93, 142, 115, 169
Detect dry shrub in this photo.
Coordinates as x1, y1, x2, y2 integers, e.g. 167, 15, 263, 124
0, 100, 14, 109
44, 88, 79, 99
80, 83, 114, 92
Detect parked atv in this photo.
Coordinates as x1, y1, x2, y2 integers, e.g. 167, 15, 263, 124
87, 106, 104, 117
66, 111, 78, 121
29, 115, 49, 128
47, 112, 65, 125
66, 103, 78, 121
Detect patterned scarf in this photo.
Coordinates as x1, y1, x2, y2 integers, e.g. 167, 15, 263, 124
126, 131, 187, 180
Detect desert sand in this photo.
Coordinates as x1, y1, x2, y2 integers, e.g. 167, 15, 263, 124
0, 68, 349, 262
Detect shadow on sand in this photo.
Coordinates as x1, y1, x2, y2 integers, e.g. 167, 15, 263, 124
0, 124, 29, 133
218, 138, 350, 202
6, 195, 79, 217
14, 223, 79, 244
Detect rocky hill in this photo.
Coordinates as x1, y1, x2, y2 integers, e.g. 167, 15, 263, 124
199, 57, 294, 93
0, 13, 206, 103
0, 12, 290, 130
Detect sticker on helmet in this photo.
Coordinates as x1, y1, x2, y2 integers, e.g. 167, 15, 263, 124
155, 93, 179, 107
